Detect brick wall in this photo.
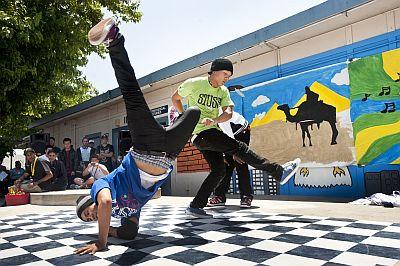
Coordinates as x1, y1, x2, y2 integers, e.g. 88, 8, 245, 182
177, 142, 210, 173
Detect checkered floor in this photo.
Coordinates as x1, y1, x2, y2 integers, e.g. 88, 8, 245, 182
0, 203, 399, 266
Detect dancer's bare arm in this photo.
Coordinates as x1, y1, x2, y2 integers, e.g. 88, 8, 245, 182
171, 90, 185, 113
75, 189, 112, 255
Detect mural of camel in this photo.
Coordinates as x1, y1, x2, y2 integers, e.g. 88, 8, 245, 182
277, 89, 339, 147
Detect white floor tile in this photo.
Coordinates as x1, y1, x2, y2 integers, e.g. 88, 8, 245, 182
287, 228, 329, 238
194, 241, 243, 255
13, 236, 52, 247
151, 246, 189, 257
198, 231, 234, 241
136, 257, 189, 266
240, 230, 281, 240
0, 229, 31, 238
330, 251, 398, 266
314, 220, 352, 227
32, 246, 75, 260
334, 227, 377, 236
262, 254, 325, 266
383, 226, 400, 233
0, 247, 28, 259
305, 238, 357, 251
94, 244, 133, 259
361, 236, 400, 248
250, 239, 299, 253
195, 255, 257, 266
36, 228, 69, 236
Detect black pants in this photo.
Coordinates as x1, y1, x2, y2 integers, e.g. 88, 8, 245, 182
192, 128, 282, 208
214, 129, 253, 200
108, 36, 200, 157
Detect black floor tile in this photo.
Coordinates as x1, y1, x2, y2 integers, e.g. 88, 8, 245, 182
23, 241, 64, 253
166, 249, 217, 264
287, 245, 342, 260
0, 253, 41, 265
226, 247, 279, 263
270, 234, 314, 245
322, 232, 367, 243
106, 251, 158, 265
221, 235, 261, 246
349, 243, 400, 260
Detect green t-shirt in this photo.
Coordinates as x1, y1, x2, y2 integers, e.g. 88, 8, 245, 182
178, 77, 234, 134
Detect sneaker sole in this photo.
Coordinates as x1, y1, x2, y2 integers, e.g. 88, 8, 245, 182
240, 204, 251, 208
88, 18, 115, 45
280, 158, 301, 185
207, 202, 226, 207
185, 209, 213, 219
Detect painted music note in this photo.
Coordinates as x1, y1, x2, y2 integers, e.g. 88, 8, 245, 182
361, 93, 371, 101
380, 102, 396, 113
395, 73, 400, 82
378, 86, 391, 96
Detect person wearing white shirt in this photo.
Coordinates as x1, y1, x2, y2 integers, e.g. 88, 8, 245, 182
38, 145, 53, 162
73, 154, 109, 189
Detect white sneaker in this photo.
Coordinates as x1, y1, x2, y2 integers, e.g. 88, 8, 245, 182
88, 18, 119, 46
280, 158, 301, 185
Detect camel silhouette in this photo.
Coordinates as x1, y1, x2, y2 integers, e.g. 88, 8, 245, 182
277, 87, 338, 147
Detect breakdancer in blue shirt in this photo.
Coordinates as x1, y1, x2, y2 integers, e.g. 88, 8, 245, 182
75, 18, 200, 255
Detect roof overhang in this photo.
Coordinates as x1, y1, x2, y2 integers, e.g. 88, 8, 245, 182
30, 0, 398, 129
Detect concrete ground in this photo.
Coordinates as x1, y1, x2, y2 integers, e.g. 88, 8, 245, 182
1, 196, 399, 223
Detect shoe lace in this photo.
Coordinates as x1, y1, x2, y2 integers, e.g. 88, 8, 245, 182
210, 196, 223, 204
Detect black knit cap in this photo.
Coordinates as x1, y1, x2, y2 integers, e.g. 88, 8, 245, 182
209, 58, 233, 75
76, 195, 94, 221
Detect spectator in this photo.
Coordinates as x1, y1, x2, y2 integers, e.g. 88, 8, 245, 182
59, 138, 77, 188
49, 137, 62, 155
73, 154, 109, 189
76, 137, 96, 169
96, 134, 114, 172
88, 139, 95, 149
38, 145, 53, 162
48, 149, 67, 191
15, 148, 53, 192
9, 161, 25, 183
0, 165, 10, 197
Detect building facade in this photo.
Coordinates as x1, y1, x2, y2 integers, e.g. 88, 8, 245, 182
31, 0, 400, 199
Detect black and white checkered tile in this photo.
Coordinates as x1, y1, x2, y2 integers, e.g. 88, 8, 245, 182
0, 203, 399, 265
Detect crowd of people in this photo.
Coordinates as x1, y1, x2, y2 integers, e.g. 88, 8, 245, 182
0, 134, 121, 198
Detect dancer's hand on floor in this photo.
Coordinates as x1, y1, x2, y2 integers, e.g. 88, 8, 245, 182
74, 241, 106, 255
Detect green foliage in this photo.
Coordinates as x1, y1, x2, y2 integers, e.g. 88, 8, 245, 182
0, 0, 142, 160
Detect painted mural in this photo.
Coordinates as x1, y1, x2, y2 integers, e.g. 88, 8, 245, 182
226, 47, 400, 195
348, 48, 400, 165
232, 63, 356, 168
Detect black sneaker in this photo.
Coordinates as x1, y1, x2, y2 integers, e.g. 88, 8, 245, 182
88, 18, 119, 46
240, 195, 253, 208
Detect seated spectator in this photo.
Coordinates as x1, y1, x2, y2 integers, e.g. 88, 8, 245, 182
48, 149, 67, 191
0, 165, 10, 197
38, 145, 53, 162
73, 154, 109, 189
76, 137, 96, 169
14, 148, 53, 193
49, 137, 61, 155
9, 161, 25, 183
